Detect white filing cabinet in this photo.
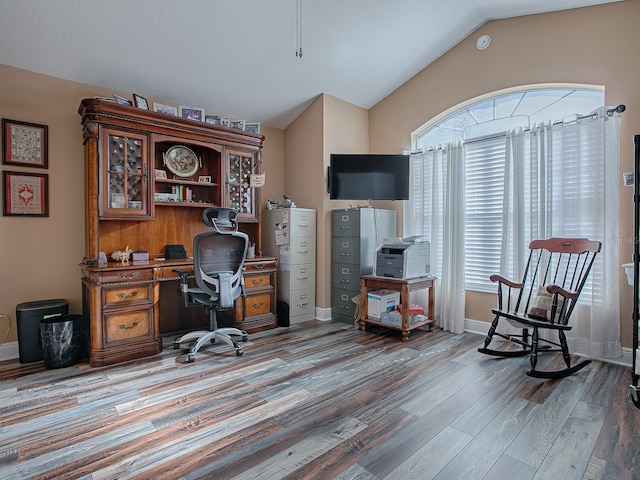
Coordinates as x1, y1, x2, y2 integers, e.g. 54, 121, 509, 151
262, 208, 316, 324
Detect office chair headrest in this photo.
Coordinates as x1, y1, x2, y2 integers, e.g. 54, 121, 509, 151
203, 207, 239, 233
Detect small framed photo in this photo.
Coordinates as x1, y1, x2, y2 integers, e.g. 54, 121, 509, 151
3, 171, 49, 216
205, 115, 221, 125
179, 106, 205, 122
2, 118, 48, 168
198, 175, 212, 183
153, 102, 178, 116
220, 117, 231, 127
155, 169, 167, 179
113, 94, 132, 106
230, 120, 246, 130
244, 122, 261, 134
133, 94, 149, 110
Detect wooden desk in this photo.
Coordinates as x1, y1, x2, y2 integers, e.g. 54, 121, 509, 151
81, 256, 277, 366
359, 275, 436, 341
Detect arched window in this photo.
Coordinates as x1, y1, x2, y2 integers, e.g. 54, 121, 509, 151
411, 86, 604, 293
416, 87, 603, 148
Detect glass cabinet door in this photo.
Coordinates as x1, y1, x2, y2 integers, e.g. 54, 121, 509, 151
226, 149, 258, 220
101, 129, 151, 219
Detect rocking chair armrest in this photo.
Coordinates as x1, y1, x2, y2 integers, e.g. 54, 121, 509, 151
545, 284, 579, 300
489, 274, 522, 289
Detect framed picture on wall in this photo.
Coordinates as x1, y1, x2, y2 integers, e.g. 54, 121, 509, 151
2, 118, 48, 168
3, 170, 49, 216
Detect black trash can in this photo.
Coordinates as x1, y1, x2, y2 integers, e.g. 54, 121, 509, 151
277, 300, 290, 327
39, 314, 83, 369
16, 299, 69, 363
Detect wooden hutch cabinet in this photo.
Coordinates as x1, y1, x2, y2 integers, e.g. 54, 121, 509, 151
78, 99, 277, 366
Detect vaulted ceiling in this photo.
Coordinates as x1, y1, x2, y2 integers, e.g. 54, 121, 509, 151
0, 0, 621, 128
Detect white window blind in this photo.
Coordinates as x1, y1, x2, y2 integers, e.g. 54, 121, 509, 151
464, 136, 506, 292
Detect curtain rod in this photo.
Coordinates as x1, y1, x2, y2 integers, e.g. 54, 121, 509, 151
409, 104, 626, 154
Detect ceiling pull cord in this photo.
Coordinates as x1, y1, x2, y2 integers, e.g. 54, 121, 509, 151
296, 0, 303, 58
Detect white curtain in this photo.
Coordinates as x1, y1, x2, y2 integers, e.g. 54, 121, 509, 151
500, 108, 622, 359
407, 142, 465, 334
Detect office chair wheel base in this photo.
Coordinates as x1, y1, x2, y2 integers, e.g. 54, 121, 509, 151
187, 353, 196, 363
242, 334, 248, 342
236, 348, 244, 357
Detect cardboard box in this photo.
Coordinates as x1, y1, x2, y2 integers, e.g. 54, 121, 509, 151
367, 289, 400, 319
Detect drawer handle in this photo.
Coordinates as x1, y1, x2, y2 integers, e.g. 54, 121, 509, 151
340, 253, 351, 257
251, 302, 265, 309
341, 279, 350, 283
297, 250, 309, 254
117, 291, 139, 299
250, 279, 264, 286
118, 271, 140, 279
296, 276, 308, 281
297, 302, 308, 307
340, 226, 350, 229
298, 223, 309, 228
118, 321, 139, 330
253, 263, 265, 269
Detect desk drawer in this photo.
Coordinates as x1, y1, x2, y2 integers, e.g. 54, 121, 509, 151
105, 308, 151, 343
244, 259, 277, 273
245, 292, 272, 317
103, 284, 153, 307
101, 269, 154, 284
245, 273, 272, 290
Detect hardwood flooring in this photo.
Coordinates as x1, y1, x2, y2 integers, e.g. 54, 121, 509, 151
1, 320, 639, 479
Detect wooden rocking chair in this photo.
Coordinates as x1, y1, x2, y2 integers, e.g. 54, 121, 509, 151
478, 237, 601, 379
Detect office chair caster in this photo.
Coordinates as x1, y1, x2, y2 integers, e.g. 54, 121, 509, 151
235, 346, 244, 357
187, 353, 196, 363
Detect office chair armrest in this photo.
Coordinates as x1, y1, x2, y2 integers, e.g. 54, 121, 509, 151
172, 268, 193, 284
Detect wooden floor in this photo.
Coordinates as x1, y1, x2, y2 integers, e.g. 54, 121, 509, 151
1, 320, 640, 480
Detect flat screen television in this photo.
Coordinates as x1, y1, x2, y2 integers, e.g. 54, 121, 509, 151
328, 153, 410, 200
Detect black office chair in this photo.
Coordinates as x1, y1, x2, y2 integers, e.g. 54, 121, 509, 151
173, 208, 249, 362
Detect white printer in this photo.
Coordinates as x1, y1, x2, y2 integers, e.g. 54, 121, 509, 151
374, 235, 430, 279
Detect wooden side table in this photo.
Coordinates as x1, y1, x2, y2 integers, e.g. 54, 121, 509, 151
359, 275, 436, 341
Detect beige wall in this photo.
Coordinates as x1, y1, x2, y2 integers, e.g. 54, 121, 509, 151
0, 64, 286, 346
368, 0, 640, 348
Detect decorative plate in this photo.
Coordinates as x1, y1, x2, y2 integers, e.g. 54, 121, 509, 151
163, 145, 199, 178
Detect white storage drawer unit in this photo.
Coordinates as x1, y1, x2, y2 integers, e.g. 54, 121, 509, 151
262, 208, 317, 324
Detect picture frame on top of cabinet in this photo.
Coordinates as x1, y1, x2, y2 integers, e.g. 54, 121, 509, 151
153, 102, 177, 116
133, 94, 149, 110
3, 170, 49, 216
230, 120, 246, 130
179, 106, 205, 122
2, 118, 48, 168
205, 115, 221, 125
113, 94, 132, 106
220, 117, 231, 127
244, 122, 261, 134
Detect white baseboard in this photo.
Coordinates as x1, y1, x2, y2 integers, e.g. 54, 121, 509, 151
464, 317, 633, 368
315, 306, 332, 322
0, 341, 19, 362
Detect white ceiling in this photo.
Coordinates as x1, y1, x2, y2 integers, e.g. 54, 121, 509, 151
0, 0, 621, 129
